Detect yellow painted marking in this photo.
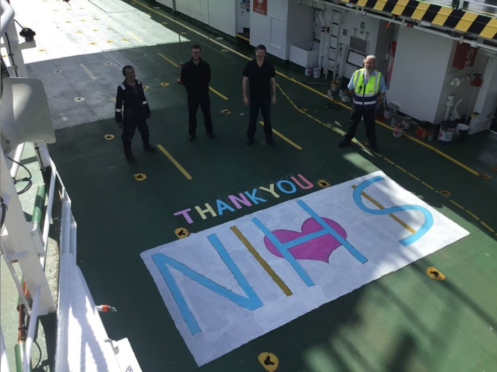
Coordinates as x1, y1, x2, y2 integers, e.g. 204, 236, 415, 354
158, 52, 179, 67
318, 179, 330, 188
259, 121, 302, 150
426, 267, 445, 281
80, 64, 96, 79
221, 109, 231, 114
107, 40, 113, 43
465, 210, 480, 221
134, 173, 147, 181
128, 32, 142, 42
383, 157, 395, 165
231, 226, 292, 297
432, 8, 451, 26
357, 0, 368, 6
131, 0, 481, 177
181, 31, 187, 35
480, 18, 497, 39
408, 173, 420, 181
258, 352, 279, 371
157, 144, 192, 180
174, 227, 190, 239
209, 86, 229, 100
450, 200, 464, 209
162, 22, 168, 24
395, 165, 407, 173
314, 118, 322, 124
89, 42, 97, 45
454, 12, 479, 33
305, 114, 314, 119
373, 0, 387, 11
392, 0, 409, 15
122, 38, 128, 42
236, 33, 250, 42
104, 134, 115, 140
479, 173, 491, 180
481, 221, 495, 233
421, 182, 435, 191
411, 3, 431, 21
352, 185, 416, 234
161, 82, 170, 87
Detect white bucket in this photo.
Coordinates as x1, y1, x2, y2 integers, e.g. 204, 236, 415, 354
313, 66, 321, 79
393, 125, 403, 138
402, 117, 411, 130
305, 65, 313, 76
438, 128, 455, 142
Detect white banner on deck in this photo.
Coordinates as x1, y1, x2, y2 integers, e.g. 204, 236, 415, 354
141, 171, 468, 366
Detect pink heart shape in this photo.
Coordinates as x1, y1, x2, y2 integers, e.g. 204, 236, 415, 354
263, 217, 347, 263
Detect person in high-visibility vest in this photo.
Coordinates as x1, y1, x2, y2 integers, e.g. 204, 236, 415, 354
338, 55, 386, 152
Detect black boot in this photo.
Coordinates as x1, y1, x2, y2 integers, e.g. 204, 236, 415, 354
125, 152, 136, 162
143, 143, 157, 152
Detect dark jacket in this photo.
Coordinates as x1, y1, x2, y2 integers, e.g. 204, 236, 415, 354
181, 58, 211, 96
115, 79, 151, 123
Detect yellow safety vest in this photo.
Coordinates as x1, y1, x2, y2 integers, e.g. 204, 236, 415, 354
352, 69, 381, 108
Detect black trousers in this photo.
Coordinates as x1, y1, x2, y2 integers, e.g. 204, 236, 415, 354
345, 106, 377, 145
248, 95, 272, 140
188, 93, 213, 135
122, 116, 150, 155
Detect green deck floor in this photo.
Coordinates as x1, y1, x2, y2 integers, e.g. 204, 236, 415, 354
42, 1, 497, 371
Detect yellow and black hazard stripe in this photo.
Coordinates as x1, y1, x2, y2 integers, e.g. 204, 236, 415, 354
340, 0, 497, 40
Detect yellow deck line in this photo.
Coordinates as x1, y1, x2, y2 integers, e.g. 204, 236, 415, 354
128, 31, 142, 42
231, 226, 292, 297
383, 157, 395, 165
465, 210, 480, 221
132, 0, 481, 178
421, 181, 435, 191
158, 52, 179, 67
408, 173, 421, 181
480, 221, 495, 233
258, 121, 302, 150
157, 144, 192, 180
235, 33, 250, 42
80, 64, 96, 79
209, 86, 228, 100
450, 200, 464, 209
395, 165, 407, 173
351, 185, 416, 234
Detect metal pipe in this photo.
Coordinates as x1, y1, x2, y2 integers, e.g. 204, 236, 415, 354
9, 144, 25, 178
0, 0, 14, 39
3, 255, 32, 315
23, 286, 40, 372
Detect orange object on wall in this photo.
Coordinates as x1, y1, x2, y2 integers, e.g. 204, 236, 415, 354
452, 43, 477, 70
253, 0, 268, 15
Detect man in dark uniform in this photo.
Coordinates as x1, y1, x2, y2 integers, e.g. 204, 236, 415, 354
242, 44, 276, 146
115, 65, 156, 162
180, 44, 214, 141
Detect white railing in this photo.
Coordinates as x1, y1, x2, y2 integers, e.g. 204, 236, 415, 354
1, 327, 10, 372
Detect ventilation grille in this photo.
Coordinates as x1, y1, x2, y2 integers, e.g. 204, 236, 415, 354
349, 36, 368, 54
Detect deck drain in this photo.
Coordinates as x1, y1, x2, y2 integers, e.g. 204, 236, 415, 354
74, 97, 85, 102
134, 173, 147, 181
174, 228, 190, 239
104, 134, 115, 140
54, 70, 62, 74
89, 42, 97, 45
318, 179, 330, 188
93, 29, 99, 32
426, 267, 445, 281
107, 40, 113, 43
80, 19, 86, 22
105, 62, 112, 66
258, 352, 279, 371
221, 109, 231, 114
492, 166, 497, 172
142, 86, 149, 91
76, 31, 83, 34
221, 49, 228, 53
479, 173, 491, 180
122, 38, 128, 42
161, 82, 170, 87
38, 49, 46, 52
440, 190, 451, 197
65, 21, 72, 24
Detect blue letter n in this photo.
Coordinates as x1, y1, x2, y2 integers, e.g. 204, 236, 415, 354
152, 233, 263, 335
